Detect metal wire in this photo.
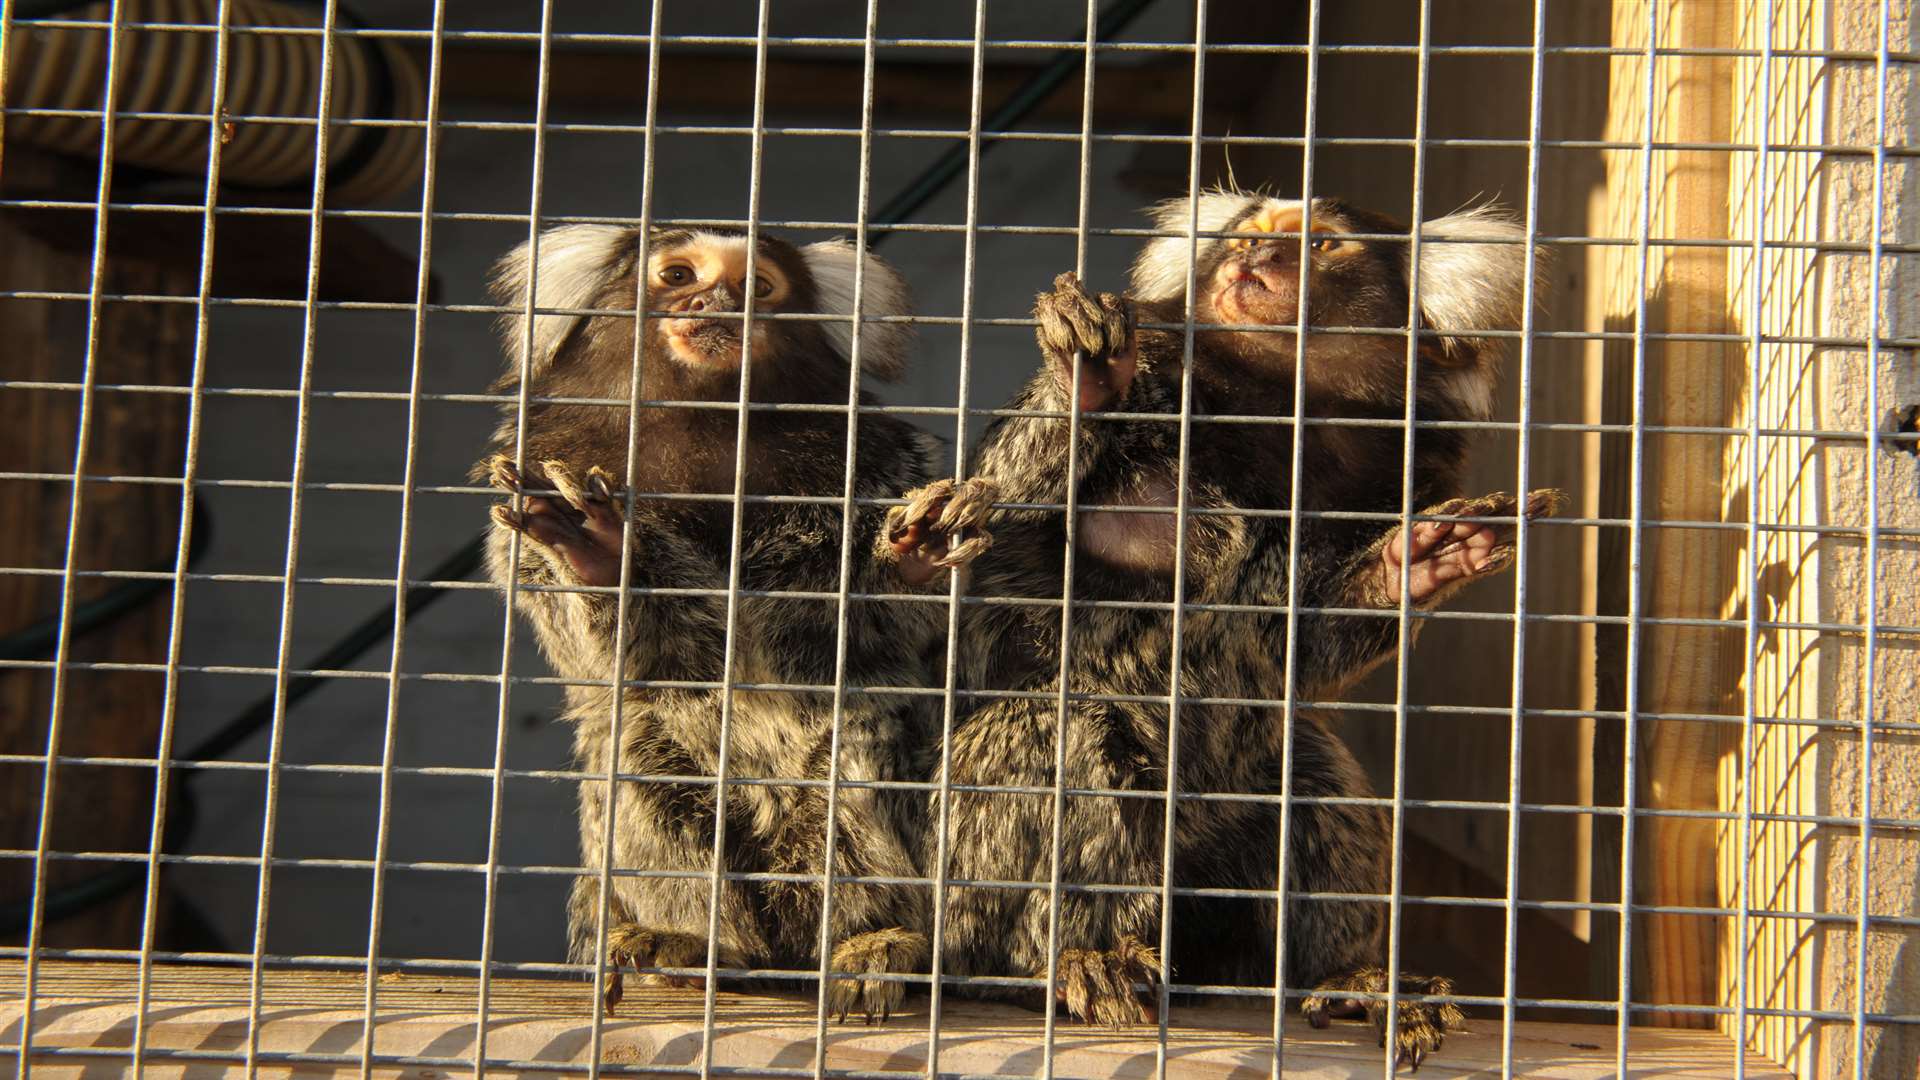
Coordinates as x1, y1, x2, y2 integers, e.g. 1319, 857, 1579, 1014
1149, 3, 1209, 1074
805, 0, 883, 1070
11, 0, 127, 1074
1269, 0, 1323, 1070
235, 1, 341, 1072
1734, 7, 1776, 1074
582, 2, 665, 1073
1615, 4, 1661, 1069
355, 3, 446, 1075
4, 5, 1914, 1078
16, 14, 1920, 64
1498, 2, 1549, 1071
1851, 7, 1893, 1077
128, 2, 231, 1076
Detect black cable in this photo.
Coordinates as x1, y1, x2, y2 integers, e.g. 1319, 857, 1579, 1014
0, 498, 214, 662
0, 536, 484, 936
0, 500, 211, 934
870, 0, 1160, 232
4, 0, 1161, 936
180, 536, 487, 765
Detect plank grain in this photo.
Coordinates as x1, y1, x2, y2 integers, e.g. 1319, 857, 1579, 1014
0, 960, 1786, 1078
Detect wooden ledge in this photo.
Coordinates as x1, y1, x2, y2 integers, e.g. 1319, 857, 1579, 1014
1, 960, 1784, 1078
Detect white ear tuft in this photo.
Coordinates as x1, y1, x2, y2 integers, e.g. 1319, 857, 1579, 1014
1129, 189, 1301, 301
1414, 204, 1541, 351
800, 239, 914, 380
490, 224, 637, 379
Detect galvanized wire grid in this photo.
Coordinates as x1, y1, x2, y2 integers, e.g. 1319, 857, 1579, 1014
0, 2, 1911, 1079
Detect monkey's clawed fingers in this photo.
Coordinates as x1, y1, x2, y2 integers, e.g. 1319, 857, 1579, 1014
1035, 272, 1137, 413
1050, 935, 1161, 1028
1372, 486, 1567, 609
826, 927, 928, 1025
1302, 968, 1463, 1073
488, 455, 629, 588
602, 923, 713, 1015
1037, 272, 1134, 359
887, 477, 998, 584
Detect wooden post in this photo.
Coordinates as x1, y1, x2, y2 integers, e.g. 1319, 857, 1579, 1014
0, 151, 192, 950
1592, 0, 1741, 1029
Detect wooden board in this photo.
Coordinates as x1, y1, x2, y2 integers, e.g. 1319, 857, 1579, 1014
1714, 3, 1828, 1075
1591, 0, 1740, 1029
0, 960, 1788, 1078
0, 148, 193, 954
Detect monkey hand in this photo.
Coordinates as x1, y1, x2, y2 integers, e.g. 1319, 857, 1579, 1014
826, 927, 928, 1024
1034, 271, 1137, 413
1048, 935, 1161, 1028
488, 455, 628, 588
1303, 967, 1464, 1073
885, 477, 998, 585
1360, 487, 1565, 609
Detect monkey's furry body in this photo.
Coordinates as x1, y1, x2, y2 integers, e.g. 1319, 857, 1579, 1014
925, 193, 1544, 1058
480, 225, 939, 1017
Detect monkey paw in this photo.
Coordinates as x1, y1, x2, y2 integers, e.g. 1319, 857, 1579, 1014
602, 923, 713, 1014
1034, 271, 1137, 413
1302, 967, 1464, 1073
1048, 935, 1162, 1028
488, 455, 627, 588
886, 477, 998, 585
1369, 487, 1565, 609
826, 927, 928, 1024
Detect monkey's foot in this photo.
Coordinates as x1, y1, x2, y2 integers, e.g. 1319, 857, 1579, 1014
1035, 271, 1137, 413
488, 455, 627, 587
886, 477, 998, 585
1302, 967, 1464, 1073
600, 923, 713, 1014
1370, 487, 1565, 609
826, 927, 928, 1024
1049, 935, 1161, 1028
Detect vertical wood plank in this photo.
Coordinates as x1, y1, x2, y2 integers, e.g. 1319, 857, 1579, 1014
1717, 2, 1827, 1073
0, 150, 193, 950
1594, 0, 1741, 1030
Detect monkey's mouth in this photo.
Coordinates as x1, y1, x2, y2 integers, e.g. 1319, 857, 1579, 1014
1213, 260, 1301, 323
661, 317, 746, 364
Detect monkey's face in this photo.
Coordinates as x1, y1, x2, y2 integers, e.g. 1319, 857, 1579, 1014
647, 237, 797, 369
1201, 202, 1406, 336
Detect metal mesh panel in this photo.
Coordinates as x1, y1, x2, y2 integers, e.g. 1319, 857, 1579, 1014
1, 2, 1915, 1078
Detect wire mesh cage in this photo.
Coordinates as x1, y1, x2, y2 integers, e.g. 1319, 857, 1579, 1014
1, 1, 1916, 1078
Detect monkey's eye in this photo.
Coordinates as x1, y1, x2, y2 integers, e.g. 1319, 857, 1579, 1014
1311, 236, 1343, 253
658, 264, 695, 287
753, 275, 775, 299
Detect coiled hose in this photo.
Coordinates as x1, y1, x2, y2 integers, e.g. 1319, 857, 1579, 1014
5, 0, 425, 203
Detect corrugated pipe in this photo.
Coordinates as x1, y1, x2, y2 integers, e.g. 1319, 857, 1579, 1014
4, 0, 425, 204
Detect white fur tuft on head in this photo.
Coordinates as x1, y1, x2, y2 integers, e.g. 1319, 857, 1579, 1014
489, 224, 636, 378
799, 238, 914, 381
1414, 204, 1540, 421
1129, 188, 1300, 302
1413, 204, 1537, 346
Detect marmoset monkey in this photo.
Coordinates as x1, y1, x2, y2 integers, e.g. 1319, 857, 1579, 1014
480, 224, 985, 1022
890, 191, 1556, 1069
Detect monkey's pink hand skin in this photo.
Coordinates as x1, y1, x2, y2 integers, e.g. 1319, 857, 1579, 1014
488, 455, 627, 588
1034, 271, 1137, 413
1370, 488, 1565, 608
886, 477, 998, 586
